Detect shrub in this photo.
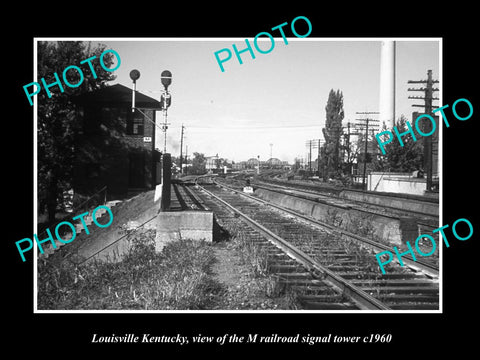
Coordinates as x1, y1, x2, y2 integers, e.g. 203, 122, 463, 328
37, 231, 222, 310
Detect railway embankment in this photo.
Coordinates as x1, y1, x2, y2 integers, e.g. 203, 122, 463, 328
253, 186, 436, 247
37, 187, 292, 310
195, 183, 439, 310
338, 189, 438, 217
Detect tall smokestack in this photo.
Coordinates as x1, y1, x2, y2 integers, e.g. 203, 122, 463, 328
379, 40, 396, 129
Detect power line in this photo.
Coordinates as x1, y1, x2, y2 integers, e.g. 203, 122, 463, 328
355, 112, 380, 190
305, 139, 322, 176
179, 124, 185, 174
185, 124, 322, 130
408, 69, 439, 192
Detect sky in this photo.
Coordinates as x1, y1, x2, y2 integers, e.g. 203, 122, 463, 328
98, 38, 440, 163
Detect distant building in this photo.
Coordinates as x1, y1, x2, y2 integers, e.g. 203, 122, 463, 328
265, 158, 289, 169
205, 154, 220, 171
246, 158, 260, 169
232, 161, 246, 170
368, 172, 428, 196
73, 84, 163, 199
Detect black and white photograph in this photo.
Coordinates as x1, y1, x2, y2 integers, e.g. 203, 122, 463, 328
6, 6, 479, 354
33, 38, 442, 313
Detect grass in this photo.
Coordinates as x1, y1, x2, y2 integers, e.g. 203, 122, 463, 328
346, 214, 376, 238
218, 219, 301, 309
324, 209, 344, 228
234, 236, 271, 278
37, 229, 222, 310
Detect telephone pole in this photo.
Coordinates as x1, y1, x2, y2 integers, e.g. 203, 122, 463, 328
185, 145, 188, 176
310, 141, 313, 175
342, 121, 359, 179
355, 112, 379, 190
408, 70, 439, 192
317, 138, 321, 177
305, 139, 321, 176
179, 124, 185, 175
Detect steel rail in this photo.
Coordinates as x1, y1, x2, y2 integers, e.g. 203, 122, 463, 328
197, 183, 391, 311
213, 180, 439, 278
182, 184, 210, 210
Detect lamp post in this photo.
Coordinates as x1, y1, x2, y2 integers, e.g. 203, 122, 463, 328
159, 71, 173, 211
160, 70, 172, 154
130, 69, 173, 211
129, 69, 140, 113
129, 69, 170, 141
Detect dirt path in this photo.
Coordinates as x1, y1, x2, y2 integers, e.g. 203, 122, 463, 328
212, 242, 243, 287
210, 240, 285, 310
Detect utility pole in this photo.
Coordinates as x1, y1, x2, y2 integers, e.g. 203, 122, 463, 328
309, 140, 312, 174
342, 121, 361, 180
355, 113, 379, 190
342, 122, 352, 177
408, 70, 439, 192
305, 139, 321, 177
179, 124, 185, 175
269, 143, 273, 168
345, 121, 350, 164
317, 138, 321, 177
185, 145, 188, 176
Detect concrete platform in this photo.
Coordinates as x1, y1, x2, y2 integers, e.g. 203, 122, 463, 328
154, 182, 214, 252
155, 210, 213, 252
66, 184, 213, 263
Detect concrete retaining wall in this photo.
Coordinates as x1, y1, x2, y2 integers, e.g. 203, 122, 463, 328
254, 188, 414, 246
155, 211, 213, 252
70, 191, 160, 264
340, 189, 439, 217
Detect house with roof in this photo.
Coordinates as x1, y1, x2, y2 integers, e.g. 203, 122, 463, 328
73, 83, 163, 199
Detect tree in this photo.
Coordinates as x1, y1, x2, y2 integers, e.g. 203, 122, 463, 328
190, 152, 206, 175
322, 89, 344, 179
371, 116, 424, 172
293, 157, 302, 172
37, 41, 117, 223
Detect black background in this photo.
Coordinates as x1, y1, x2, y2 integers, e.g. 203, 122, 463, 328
6, 3, 477, 355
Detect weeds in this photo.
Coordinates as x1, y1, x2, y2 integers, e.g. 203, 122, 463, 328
37, 230, 222, 310
346, 215, 376, 238
324, 209, 343, 227
235, 237, 270, 277
220, 219, 298, 307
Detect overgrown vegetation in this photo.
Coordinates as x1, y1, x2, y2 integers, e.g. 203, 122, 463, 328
345, 214, 376, 239
324, 209, 384, 243
234, 236, 270, 278
38, 41, 117, 223
219, 220, 300, 309
325, 208, 344, 228
37, 230, 222, 310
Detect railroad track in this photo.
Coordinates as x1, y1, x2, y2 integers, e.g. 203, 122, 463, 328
216, 175, 440, 268
220, 175, 438, 226
172, 182, 205, 210
192, 181, 440, 311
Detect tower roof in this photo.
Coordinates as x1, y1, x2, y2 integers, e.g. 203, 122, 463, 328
73, 83, 162, 109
